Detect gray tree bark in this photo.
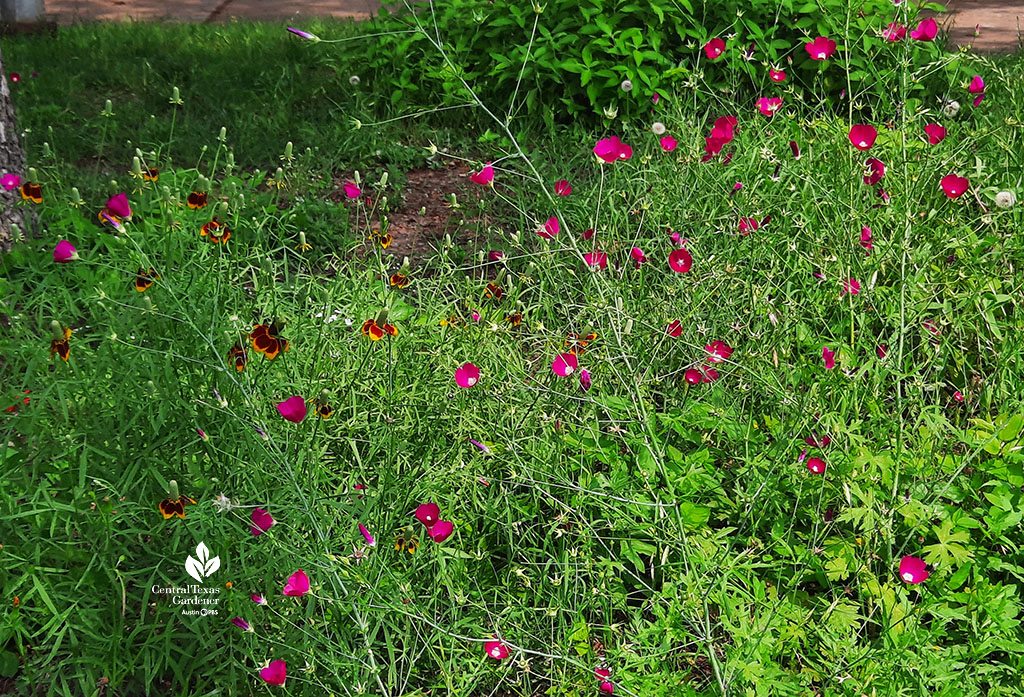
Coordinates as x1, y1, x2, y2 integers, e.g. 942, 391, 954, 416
0, 41, 26, 250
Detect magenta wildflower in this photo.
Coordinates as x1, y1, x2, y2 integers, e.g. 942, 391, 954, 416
660, 135, 678, 152
593, 136, 633, 163
455, 362, 480, 388
580, 368, 592, 392
427, 520, 454, 543
940, 173, 969, 199
924, 123, 946, 144
415, 503, 440, 527
899, 556, 929, 583
53, 240, 78, 263
342, 181, 361, 199
250, 508, 275, 537
552, 353, 578, 377
283, 569, 310, 597
909, 18, 937, 41
555, 179, 572, 196
0, 173, 20, 191
537, 216, 560, 239
806, 457, 827, 474
485, 639, 510, 660
469, 163, 494, 186
822, 346, 836, 370
805, 36, 837, 60
842, 278, 861, 295
276, 396, 307, 423
703, 38, 725, 60
260, 659, 287, 686
231, 617, 253, 632
358, 523, 375, 547
849, 124, 878, 150
668, 248, 693, 273
863, 158, 886, 186
287, 27, 318, 41
585, 251, 608, 270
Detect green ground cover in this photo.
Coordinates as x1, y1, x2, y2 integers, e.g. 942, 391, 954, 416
2, 4, 1024, 696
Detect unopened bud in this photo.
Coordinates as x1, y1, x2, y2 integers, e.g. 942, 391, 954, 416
132, 157, 143, 175
168, 480, 179, 499
42, 142, 52, 158
70, 188, 82, 205
283, 141, 293, 160
49, 320, 64, 340
28, 167, 38, 181
218, 126, 227, 142
146, 380, 157, 395
353, 170, 361, 186
378, 172, 388, 188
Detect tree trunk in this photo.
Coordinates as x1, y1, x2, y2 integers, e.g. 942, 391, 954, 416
0, 41, 26, 250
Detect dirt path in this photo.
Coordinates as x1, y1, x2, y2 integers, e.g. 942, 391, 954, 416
933, 0, 1022, 53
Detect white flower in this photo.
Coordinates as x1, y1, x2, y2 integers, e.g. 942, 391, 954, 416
994, 191, 1016, 209
620, 79, 633, 93
349, 75, 360, 86
943, 100, 961, 118
652, 121, 666, 135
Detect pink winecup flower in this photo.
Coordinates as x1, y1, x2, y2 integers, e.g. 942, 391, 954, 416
455, 362, 480, 388
552, 353, 578, 377
909, 18, 937, 41
860, 226, 873, 253
863, 158, 886, 186
359, 523, 376, 547
283, 569, 310, 597
469, 163, 494, 186
630, 247, 646, 268
600, 682, 615, 694
924, 123, 946, 144
250, 508, 275, 536
940, 174, 969, 199
954, 390, 964, 402
0, 173, 20, 191
666, 320, 683, 338
555, 179, 572, 196
251, 594, 267, 605
580, 369, 592, 392
593, 136, 633, 163
884, 22, 906, 42
582, 228, 595, 240
585, 251, 608, 270
538, 216, 559, 239
485, 639, 510, 660
877, 344, 888, 359
822, 346, 836, 370
276, 396, 307, 423
756, 97, 783, 117
415, 502, 440, 527
231, 617, 253, 632
769, 68, 786, 82
705, 341, 733, 363
684, 369, 702, 385
805, 36, 837, 60
343, 181, 361, 199
427, 520, 454, 543
849, 124, 878, 150
660, 135, 678, 152
53, 240, 78, 263
105, 193, 132, 219
899, 556, 929, 583
842, 278, 861, 295
669, 248, 693, 273
969, 75, 985, 106
488, 250, 504, 262
806, 457, 826, 474
738, 217, 759, 235
703, 38, 725, 60
260, 659, 287, 686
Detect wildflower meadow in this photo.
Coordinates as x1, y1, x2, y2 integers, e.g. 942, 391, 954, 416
1, 1, 1024, 695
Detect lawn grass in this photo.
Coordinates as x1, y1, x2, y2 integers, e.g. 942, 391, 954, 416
2, 10, 1024, 697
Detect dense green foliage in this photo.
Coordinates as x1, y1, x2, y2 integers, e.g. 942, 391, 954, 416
361, 0, 951, 127
2, 10, 1024, 697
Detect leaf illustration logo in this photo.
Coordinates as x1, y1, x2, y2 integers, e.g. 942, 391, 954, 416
185, 542, 220, 583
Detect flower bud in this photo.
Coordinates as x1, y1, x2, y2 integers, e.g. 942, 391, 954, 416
218, 126, 227, 142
